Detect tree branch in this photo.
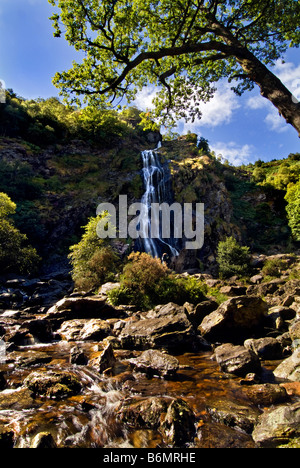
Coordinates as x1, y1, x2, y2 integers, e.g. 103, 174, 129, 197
87, 40, 233, 96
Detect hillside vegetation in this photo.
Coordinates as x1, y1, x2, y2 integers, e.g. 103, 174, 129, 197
0, 92, 299, 278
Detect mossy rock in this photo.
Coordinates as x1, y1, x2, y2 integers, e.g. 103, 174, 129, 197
24, 370, 82, 399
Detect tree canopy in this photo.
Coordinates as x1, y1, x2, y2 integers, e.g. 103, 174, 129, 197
49, 0, 300, 133
0, 193, 40, 275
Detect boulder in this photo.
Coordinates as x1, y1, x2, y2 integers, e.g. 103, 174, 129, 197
69, 346, 88, 365
117, 395, 196, 446
206, 398, 260, 433
57, 319, 112, 342
24, 370, 82, 399
5, 328, 35, 346
129, 349, 179, 378
184, 299, 218, 327
197, 421, 255, 448
119, 303, 196, 351
198, 296, 268, 343
252, 402, 300, 448
219, 285, 247, 296
20, 318, 54, 343
274, 348, 300, 382
118, 396, 168, 429
98, 282, 121, 297
90, 341, 116, 373
243, 384, 289, 406
47, 296, 125, 321
244, 337, 284, 360
11, 351, 52, 368
160, 398, 196, 446
214, 343, 261, 377
247, 279, 286, 298
268, 305, 296, 321
289, 320, 300, 343
250, 274, 263, 284
31, 432, 57, 448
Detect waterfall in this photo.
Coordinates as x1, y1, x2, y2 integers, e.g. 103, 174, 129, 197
139, 145, 179, 259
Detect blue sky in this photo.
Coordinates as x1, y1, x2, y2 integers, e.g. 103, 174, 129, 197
0, 0, 299, 165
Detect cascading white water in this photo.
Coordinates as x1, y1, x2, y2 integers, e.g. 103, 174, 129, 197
140, 145, 179, 259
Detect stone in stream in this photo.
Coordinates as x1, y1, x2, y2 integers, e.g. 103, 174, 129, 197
89, 340, 116, 374
244, 337, 284, 360
57, 318, 112, 342
214, 343, 261, 377
119, 302, 197, 351
69, 346, 88, 365
242, 384, 289, 407
31, 432, 57, 448
198, 296, 268, 343
274, 348, 300, 382
205, 398, 261, 434
129, 349, 179, 378
24, 370, 82, 399
252, 402, 300, 448
117, 395, 196, 446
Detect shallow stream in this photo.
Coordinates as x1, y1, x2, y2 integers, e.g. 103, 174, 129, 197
0, 336, 283, 448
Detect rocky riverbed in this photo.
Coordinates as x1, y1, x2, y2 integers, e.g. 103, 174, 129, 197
0, 259, 300, 449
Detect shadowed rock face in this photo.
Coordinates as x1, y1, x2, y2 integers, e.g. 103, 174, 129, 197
119, 302, 197, 351
198, 296, 268, 343
117, 395, 196, 446
214, 343, 261, 377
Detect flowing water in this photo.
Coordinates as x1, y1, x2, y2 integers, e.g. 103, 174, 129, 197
140, 146, 179, 259
0, 331, 269, 448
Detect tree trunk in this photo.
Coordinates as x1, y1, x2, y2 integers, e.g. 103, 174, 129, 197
210, 19, 300, 136
236, 50, 300, 137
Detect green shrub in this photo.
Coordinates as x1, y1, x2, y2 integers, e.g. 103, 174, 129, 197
121, 251, 169, 294
0, 193, 40, 275
68, 214, 120, 291
108, 252, 207, 310
285, 181, 300, 241
154, 275, 207, 306
262, 258, 288, 278
108, 285, 143, 308
216, 236, 251, 279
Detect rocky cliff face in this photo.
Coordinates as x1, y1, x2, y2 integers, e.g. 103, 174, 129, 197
0, 131, 158, 270
158, 136, 290, 272
0, 131, 291, 274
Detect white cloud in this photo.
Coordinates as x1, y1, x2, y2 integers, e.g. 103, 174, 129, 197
247, 95, 268, 110
133, 86, 157, 110
265, 111, 289, 133
133, 82, 240, 130
210, 141, 256, 166
182, 83, 240, 131
247, 95, 289, 133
